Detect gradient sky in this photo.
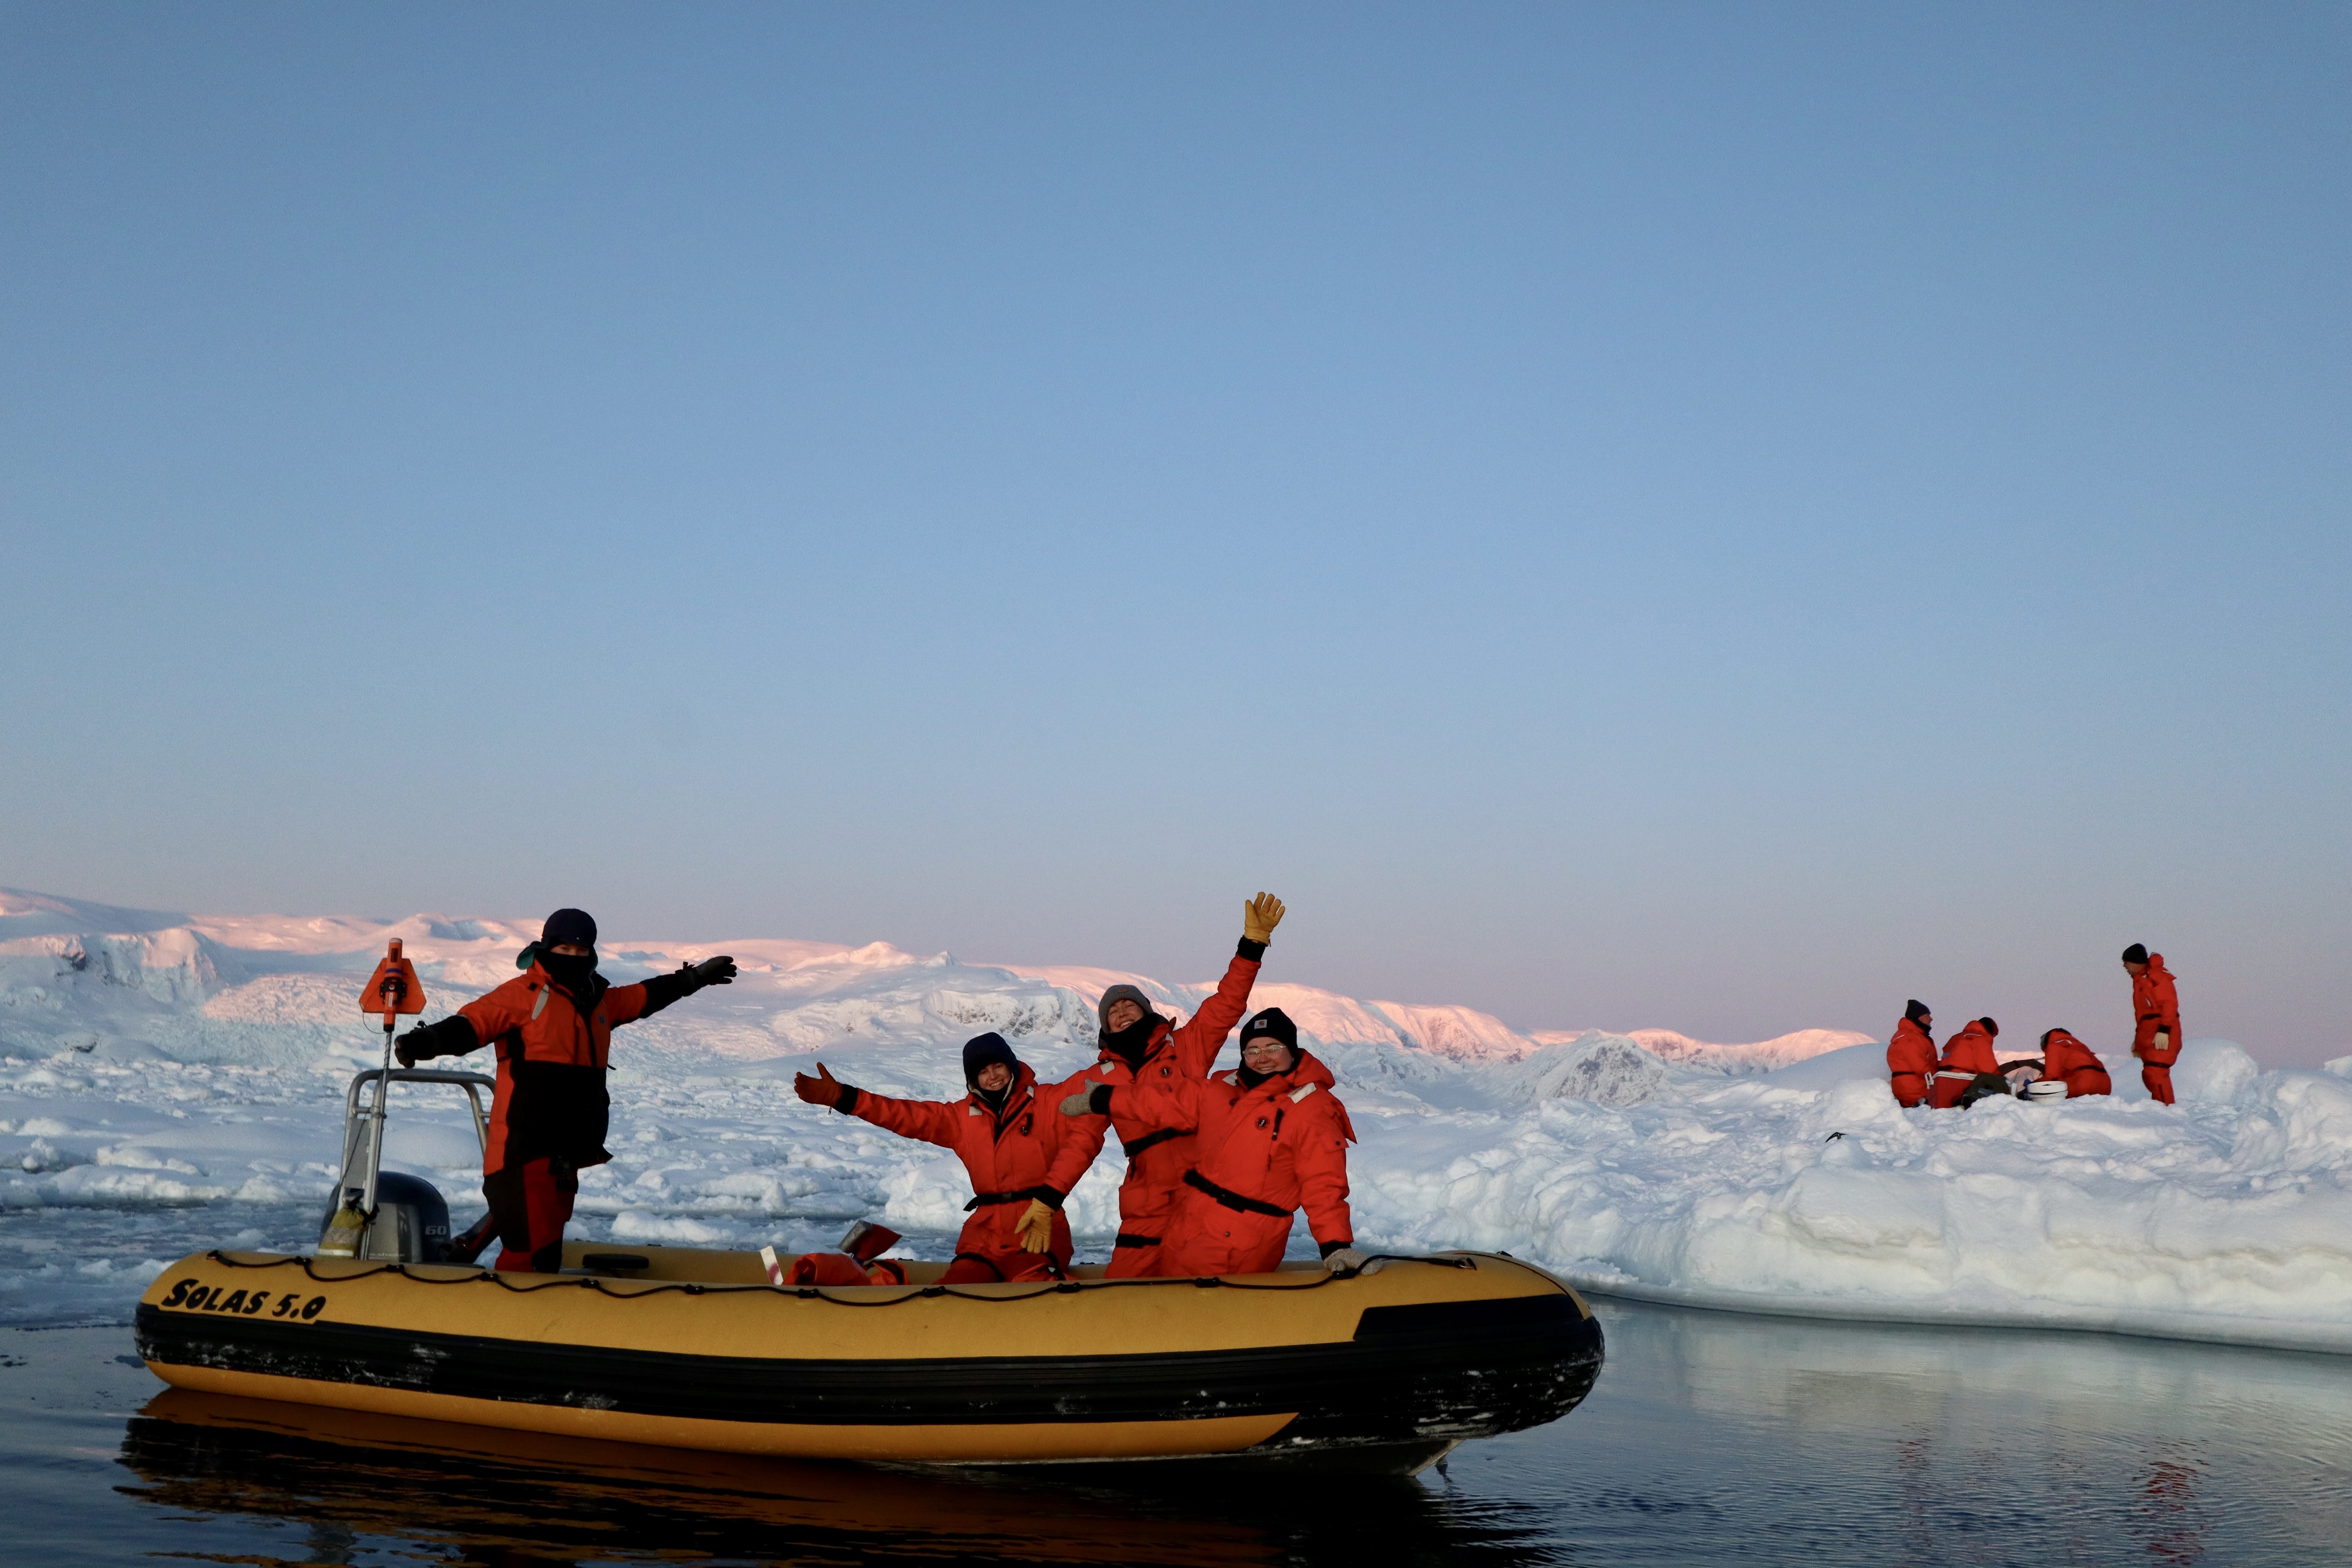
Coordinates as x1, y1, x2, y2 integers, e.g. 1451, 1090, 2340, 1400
3, 4, 2346, 1062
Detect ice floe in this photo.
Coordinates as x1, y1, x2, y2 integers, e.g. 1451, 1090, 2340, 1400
3, 886, 2347, 1351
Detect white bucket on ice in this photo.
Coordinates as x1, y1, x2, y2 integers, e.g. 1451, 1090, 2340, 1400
2023, 1080, 2069, 1103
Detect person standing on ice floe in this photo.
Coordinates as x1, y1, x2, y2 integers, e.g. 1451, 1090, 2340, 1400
392, 908, 738, 1273
2123, 944, 2183, 1105
2030, 1028, 2112, 1098
1060, 893, 1285, 1277
1929, 1016, 2004, 1109
1062, 1006, 1367, 1278
791, 1032, 1106, 1283
1887, 1001, 1937, 1108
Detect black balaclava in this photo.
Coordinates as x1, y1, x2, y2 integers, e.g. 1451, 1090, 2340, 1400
1233, 1007, 1299, 1090
963, 1032, 1021, 1113
1905, 1000, 1931, 1025
532, 907, 605, 1011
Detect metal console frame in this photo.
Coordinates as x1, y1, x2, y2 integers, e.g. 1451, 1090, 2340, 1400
333, 1068, 495, 1227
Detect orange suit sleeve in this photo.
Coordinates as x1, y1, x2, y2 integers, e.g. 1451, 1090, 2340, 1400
1167, 948, 1263, 1078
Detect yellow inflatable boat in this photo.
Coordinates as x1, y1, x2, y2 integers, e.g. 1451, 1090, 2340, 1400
135, 1241, 1602, 1472
133, 1065, 1602, 1471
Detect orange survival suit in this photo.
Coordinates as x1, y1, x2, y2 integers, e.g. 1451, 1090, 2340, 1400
2038, 1029, 2112, 1099
1087, 1041, 1355, 1277
394, 915, 735, 1272
813, 1034, 1107, 1283
1887, 1003, 1937, 1108
1063, 942, 1265, 1276
1930, 1017, 2003, 1109
2130, 950, 2183, 1105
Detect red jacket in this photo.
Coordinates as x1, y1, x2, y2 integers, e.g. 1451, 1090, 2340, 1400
844, 1063, 1107, 1263
1886, 1016, 1936, 1106
452, 964, 660, 1175
1887, 1018, 1937, 1079
1115, 1048, 1354, 1276
1937, 1020, 2000, 1078
2132, 956, 2182, 1063
1067, 949, 1262, 1241
2040, 1029, 2112, 1098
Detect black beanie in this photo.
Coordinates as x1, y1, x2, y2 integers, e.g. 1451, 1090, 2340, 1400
1980, 1017, 1999, 1037
2122, 943, 2149, 965
1239, 1007, 1299, 1052
962, 1032, 1019, 1089
1905, 1000, 1931, 1024
543, 908, 598, 948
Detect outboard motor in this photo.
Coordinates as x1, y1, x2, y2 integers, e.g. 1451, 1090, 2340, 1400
318, 1171, 454, 1264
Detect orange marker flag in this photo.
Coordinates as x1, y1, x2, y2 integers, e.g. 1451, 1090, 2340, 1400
359, 938, 426, 1030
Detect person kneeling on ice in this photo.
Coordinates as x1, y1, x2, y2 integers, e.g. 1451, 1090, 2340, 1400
1886, 1000, 1937, 1108
792, 1032, 1106, 1283
1065, 893, 1285, 1277
1061, 1007, 1368, 1278
2027, 1028, 2112, 1099
2122, 943, 2184, 1106
1929, 1016, 2005, 1109
392, 908, 738, 1273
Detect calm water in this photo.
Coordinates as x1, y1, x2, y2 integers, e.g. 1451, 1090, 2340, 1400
5, 1296, 2348, 1566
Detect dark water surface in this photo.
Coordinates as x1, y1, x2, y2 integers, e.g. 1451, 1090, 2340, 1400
5, 1298, 2347, 1566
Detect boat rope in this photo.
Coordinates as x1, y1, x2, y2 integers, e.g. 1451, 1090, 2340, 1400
190, 1249, 1479, 1306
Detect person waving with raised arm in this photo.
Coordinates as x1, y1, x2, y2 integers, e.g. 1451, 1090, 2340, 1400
794, 1032, 1106, 1283
1065, 894, 1284, 1277
1063, 1005, 1363, 1279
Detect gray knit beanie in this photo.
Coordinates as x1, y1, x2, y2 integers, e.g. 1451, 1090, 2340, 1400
1098, 984, 1154, 1030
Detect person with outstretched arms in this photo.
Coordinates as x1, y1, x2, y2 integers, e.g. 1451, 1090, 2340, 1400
392, 908, 738, 1273
793, 1032, 1107, 1283
2122, 943, 2183, 1104
1062, 894, 1284, 1277
1061, 1006, 1366, 1278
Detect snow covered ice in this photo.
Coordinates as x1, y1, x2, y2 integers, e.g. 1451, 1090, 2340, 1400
5, 886, 2351, 1353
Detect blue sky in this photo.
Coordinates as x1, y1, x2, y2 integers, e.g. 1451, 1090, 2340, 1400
3, 4, 2346, 1061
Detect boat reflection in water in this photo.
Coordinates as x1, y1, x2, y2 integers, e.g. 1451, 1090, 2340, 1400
117, 1388, 1565, 1567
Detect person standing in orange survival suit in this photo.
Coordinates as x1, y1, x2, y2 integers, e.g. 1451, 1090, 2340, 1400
1062, 894, 1283, 1277
793, 1032, 1107, 1283
2032, 1028, 2113, 1098
1063, 1006, 1366, 1278
393, 908, 738, 1273
1929, 1016, 2003, 1109
1887, 1001, 1937, 1108
2123, 943, 2183, 1104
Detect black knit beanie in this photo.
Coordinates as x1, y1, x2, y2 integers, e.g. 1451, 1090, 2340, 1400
543, 908, 598, 948
1905, 1000, 1931, 1024
2122, 943, 2149, 965
962, 1032, 1019, 1089
1240, 1007, 1299, 1052
1980, 1017, 1999, 1037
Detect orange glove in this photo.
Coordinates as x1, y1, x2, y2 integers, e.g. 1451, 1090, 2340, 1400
1015, 1199, 1056, 1253
1243, 892, 1285, 946
793, 1062, 850, 1109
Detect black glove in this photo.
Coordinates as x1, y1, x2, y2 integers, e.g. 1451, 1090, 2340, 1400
686, 955, 737, 990
395, 1015, 477, 1068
